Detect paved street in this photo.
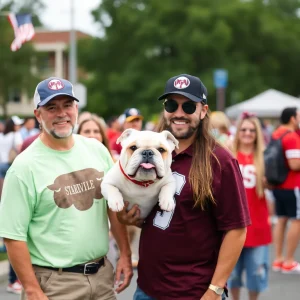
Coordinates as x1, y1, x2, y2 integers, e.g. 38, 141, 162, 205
0, 243, 299, 299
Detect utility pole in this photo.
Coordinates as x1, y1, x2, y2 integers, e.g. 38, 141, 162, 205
69, 0, 77, 84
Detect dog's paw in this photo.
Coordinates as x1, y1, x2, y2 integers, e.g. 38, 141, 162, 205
159, 197, 175, 212
107, 197, 124, 212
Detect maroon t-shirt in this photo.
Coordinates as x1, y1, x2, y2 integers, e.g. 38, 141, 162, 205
20, 133, 39, 152
137, 145, 250, 300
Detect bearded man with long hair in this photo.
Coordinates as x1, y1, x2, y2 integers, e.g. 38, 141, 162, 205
117, 74, 250, 300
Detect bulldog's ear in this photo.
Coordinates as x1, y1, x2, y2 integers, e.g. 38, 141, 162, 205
160, 130, 179, 150
116, 129, 137, 145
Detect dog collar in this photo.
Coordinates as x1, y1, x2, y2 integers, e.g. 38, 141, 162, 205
119, 161, 155, 188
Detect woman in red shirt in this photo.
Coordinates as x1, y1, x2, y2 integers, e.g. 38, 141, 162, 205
228, 112, 272, 300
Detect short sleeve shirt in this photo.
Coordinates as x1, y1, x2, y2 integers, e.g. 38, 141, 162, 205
237, 152, 272, 247
0, 131, 23, 163
0, 134, 113, 268
20, 133, 39, 152
137, 145, 250, 300
272, 126, 300, 189
110, 136, 122, 156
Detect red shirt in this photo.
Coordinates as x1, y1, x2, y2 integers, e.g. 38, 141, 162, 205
295, 130, 300, 186
237, 152, 272, 247
137, 145, 251, 300
110, 135, 122, 156
272, 126, 300, 189
20, 133, 39, 152
106, 128, 120, 143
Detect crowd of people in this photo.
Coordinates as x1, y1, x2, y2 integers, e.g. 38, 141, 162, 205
0, 74, 299, 300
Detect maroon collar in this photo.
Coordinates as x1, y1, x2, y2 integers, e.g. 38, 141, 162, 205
172, 144, 193, 158
119, 161, 155, 188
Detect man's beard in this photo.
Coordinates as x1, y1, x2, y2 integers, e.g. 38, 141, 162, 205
41, 118, 76, 139
164, 117, 199, 140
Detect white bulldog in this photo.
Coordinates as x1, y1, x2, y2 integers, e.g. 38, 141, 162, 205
101, 129, 179, 219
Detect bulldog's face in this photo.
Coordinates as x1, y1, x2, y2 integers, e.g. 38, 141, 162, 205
117, 129, 179, 181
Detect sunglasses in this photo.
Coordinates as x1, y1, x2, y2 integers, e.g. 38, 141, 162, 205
163, 99, 197, 114
240, 128, 256, 133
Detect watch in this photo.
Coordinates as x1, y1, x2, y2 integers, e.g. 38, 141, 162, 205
209, 284, 224, 295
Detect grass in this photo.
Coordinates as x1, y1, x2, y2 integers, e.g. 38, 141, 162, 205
0, 252, 8, 261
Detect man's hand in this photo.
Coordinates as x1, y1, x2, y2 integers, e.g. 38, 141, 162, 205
116, 202, 144, 227
114, 253, 133, 294
200, 289, 222, 300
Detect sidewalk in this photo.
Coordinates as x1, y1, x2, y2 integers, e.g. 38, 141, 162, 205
0, 260, 9, 282
1, 244, 299, 300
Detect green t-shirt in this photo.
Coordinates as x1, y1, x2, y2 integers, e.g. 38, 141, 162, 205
0, 134, 114, 268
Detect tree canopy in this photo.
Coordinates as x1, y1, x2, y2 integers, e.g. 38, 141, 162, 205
77, 0, 300, 120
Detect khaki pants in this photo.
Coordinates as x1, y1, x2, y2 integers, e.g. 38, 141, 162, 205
21, 257, 116, 300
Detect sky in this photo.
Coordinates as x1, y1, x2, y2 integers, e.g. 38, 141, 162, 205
40, 0, 102, 36
0, 0, 103, 36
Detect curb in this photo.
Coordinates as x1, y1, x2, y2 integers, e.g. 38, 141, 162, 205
0, 260, 9, 283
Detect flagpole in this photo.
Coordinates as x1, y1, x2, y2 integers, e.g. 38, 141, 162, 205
69, 0, 77, 84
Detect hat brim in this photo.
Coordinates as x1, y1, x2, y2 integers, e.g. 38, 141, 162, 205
157, 91, 206, 103
125, 115, 144, 122
37, 93, 79, 107
13, 120, 24, 126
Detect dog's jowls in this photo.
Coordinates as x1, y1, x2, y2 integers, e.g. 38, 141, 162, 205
101, 129, 179, 219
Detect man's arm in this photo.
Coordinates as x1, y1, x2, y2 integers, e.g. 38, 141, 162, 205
287, 158, 300, 171
284, 134, 300, 170
4, 238, 48, 300
107, 209, 133, 293
200, 227, 247, 300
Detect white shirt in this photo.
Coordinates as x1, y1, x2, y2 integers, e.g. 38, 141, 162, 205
0, 132, 23, 163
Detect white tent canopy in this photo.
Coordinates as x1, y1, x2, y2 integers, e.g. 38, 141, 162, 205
225, 89, 300, 118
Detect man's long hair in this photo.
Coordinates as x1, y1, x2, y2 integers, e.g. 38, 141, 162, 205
156, 112, 219, 210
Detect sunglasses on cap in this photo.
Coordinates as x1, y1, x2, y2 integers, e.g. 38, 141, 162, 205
163, 99, 198, 114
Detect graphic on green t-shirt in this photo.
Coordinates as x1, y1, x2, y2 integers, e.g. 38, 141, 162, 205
47, 168, 104, 211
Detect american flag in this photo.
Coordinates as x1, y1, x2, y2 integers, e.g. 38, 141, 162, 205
7, 13, 35, 52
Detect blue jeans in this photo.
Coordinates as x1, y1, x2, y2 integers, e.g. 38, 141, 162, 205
0, 162, 10, 178
227, 245, 269, 292
133, 286, 227, 300
9, 263, 17, 284
134, 287, 156, 300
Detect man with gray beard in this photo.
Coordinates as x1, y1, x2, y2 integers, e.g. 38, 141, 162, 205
0, 77, 132, 300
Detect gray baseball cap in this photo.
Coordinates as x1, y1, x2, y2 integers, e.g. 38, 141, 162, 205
34, 77, 79, 108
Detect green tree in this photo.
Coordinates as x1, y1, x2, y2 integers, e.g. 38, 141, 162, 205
0, 0, 44, 118
78, 0, 300, 119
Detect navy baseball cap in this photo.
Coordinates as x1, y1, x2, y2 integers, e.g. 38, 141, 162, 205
34, 77, 79, 108
123, 108, 144, 122
157, 74, 208, 103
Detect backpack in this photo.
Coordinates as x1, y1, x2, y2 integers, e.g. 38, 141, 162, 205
264, 131, 291, 186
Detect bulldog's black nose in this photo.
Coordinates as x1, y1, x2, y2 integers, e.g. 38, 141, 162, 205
142, 149, 154, 160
